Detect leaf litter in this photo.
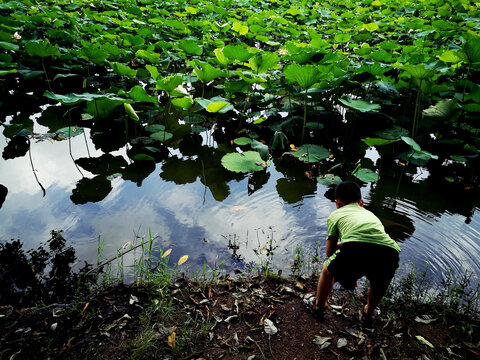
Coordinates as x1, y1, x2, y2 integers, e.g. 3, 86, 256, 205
1, 275, 479, 359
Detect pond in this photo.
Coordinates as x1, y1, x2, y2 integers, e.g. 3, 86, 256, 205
1, 0, 480, 292
1, 120, 479, 287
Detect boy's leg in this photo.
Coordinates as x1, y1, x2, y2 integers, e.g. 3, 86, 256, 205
365, 287, 383, 316
315, 263, 334, 308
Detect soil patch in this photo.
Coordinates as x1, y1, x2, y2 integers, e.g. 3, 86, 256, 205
1, 275, 479, 359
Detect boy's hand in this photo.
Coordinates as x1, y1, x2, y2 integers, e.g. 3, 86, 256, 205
336, 242, 342, 250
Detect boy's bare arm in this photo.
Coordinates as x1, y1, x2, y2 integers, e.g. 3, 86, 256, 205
326, 235, 338, 257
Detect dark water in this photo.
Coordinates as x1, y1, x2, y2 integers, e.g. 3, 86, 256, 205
1, 125, 479, 287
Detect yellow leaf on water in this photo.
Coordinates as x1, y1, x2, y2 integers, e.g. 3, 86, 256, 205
162, 248, 172, 258
178, 254, 189, 265
230, 205, 246, 211
168, 332, 176, 348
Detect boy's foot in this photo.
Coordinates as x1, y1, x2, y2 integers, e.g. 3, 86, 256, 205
302, 293, 327, 321
360, 306, 379, 329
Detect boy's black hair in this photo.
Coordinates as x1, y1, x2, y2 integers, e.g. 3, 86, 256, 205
335, 181, 362, 204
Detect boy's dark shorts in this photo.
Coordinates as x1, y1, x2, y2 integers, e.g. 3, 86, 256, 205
326, 242, 399, 296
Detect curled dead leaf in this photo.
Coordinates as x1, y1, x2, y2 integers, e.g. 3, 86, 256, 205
178, 254, 189, 265
168, 332, 176, 348
162, 248, 172, 258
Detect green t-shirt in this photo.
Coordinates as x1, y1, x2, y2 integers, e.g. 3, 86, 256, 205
326, 203, 400, 253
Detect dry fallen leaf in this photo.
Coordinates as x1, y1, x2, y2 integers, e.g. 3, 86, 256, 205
168, 332, 176, 348
178, 254, 189, 265
162, 248, 172, 258
263, 318, 278, 335
416, 335, 434, 348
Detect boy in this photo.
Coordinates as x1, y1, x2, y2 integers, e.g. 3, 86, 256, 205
306, 181, 400, 327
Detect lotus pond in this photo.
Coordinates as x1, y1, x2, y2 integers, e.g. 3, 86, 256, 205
0, 0, 480, 286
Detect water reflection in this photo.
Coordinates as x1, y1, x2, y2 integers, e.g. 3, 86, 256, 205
1, 120, 479, 289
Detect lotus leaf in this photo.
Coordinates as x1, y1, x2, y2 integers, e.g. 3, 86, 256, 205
283, 64, 330, 89
129, 86, 158, 103
109, 62, 137, 77
150, 131, 173, 142
272, 131, 288, 150
179, 39, 203, 55
0, 41, 19, 51
362, 138, 399, 146
353, 168, 379, 182
317, 174, 342, 186
289, 144, 330, 163
234, 137, 252, 146
248, 52, 279, 73
221, 151, 270, 173
334, 33, 351, 43
79, 45, 108, 65
25, 39, 60, 57
338, 96, 380, 112
363, 23, 379, 32
251, 140, 269, 161
172, 97, 194, 109
56, 126, 84, 139
156, 75, 183, 93
422, 99, 458, 120
232, 21, 249, 35
190, 60, 224, 82
223, 45, 253, 62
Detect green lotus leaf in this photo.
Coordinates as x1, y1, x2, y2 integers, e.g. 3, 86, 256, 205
156, 75, 183, 93
165, 19, 186, 30
251, 140, 269, 161
150, 131, 173, 142
171, 97, 194, 109
79, 45, 108, 65
422, 99, 458, 119
338, 96, 380, 112
450, 155, 467, 162
283, 64, 330, 89
135, 49, 161, 64
362, 138, 399, 146
0, 69, 17, 76
146, 125, 165, 132
363, 23, 379, 32
221, 151, 270, 173
0, 41, 19, 51
353, 168, 379, 182
109, 62, 137, 77
375, 81, 400, 97
129, 86, 157, 103
233, 137, 252, 145
214, 48, 232, 66
465, 36, 480, 64
206, 101, 231, 113
223, 44, 253, 61
248, 52, 279, 73
56, 126, 84, 139
232, 21, 249, 35
402, 63, 436, 80
290, 144, 330, 163
334, 33, 351, 43
374, 126, 409, 139
236, 70, 267, 84
25, 39, 60, 57
438, 50, 462, 64
317, 174, 342, 186
191, 60, 224, 82
179, 39, 203, 55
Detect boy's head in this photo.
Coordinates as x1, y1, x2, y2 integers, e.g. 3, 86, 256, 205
334, 181, 363, 207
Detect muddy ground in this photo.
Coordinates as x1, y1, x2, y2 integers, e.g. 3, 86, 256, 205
1, 275, 479, 360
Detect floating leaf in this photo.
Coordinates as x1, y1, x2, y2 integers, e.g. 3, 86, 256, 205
150, 131, 173, 142
56, 126, 84, 139
221, 151, 270, 173
178, 255, 189, 265
234, 137, 252, 145
353, 168, 379, 182
162, 248, 172, 258
289, 144, 330, 163
317, 174, 342, 186
338, 96, 380, 112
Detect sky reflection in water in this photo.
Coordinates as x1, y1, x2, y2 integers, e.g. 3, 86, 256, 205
0, 132, 479, 286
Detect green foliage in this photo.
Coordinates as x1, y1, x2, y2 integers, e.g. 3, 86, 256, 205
221, 151, 270, 173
